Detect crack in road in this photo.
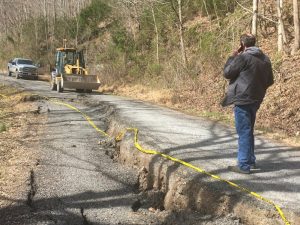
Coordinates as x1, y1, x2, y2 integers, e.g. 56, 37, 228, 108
80, 207, 90, 225
26, 169, 37, 211
0, 75, 271, 225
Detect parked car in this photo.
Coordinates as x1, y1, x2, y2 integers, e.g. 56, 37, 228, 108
8, 58, 38, 79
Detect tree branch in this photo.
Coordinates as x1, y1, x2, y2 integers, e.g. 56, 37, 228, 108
235, 0, 277, 24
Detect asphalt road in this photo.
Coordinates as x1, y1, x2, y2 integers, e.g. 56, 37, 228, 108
0, 75, 167, 225
92, 93, 300, 224
1, 73, 299, 224
90, 94, 300, 213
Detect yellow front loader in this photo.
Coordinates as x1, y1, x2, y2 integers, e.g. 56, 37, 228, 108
50, 45, 100, 93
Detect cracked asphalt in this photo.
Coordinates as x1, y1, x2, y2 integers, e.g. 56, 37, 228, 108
92, 95, 300, 213
32, 100, 147, 225
0, 75, 166, 225
1, 75, 242, 225
1, 73, 299, 225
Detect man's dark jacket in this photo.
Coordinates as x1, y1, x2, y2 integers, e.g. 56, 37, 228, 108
222, 46, 274, 107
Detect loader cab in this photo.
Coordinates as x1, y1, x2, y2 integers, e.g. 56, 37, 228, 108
55, 48, 86, 74
51, 46, 100, 93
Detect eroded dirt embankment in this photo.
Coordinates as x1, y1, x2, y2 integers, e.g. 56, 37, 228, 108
103, 109, 300, 225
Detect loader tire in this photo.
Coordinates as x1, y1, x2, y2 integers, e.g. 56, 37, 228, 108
50, 82, 57, 91
57, 81, 63, 93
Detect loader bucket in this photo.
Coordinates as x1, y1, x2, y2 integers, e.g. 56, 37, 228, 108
62, 74, 101, 90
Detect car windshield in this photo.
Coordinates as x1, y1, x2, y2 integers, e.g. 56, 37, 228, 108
17, 59, 33, 65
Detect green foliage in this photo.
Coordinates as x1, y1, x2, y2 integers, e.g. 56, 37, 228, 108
146, 63, 163, 77
99, 43, 122, 62
0, 122, 7, 133
186, 26, 199, 47
54, 17, 78, 41
200, 0, 235, 16
272, 52, 284, 72
21, 17, 47, 59
182, 1, 202, 19
137, 3, 177, 51
6, 36, 15, 44
111, 23, 134, 53
136, 9, 155, 50
128, 64, 142, 78
79, 0, 111, 36
175, 0, 236, 20
199, 31, 218, 55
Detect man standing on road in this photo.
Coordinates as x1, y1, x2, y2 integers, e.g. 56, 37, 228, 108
222, 34, 274, 174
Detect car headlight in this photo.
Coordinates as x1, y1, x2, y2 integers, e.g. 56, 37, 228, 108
19, 67, 23, 72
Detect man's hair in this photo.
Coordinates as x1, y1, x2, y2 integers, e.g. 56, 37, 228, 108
240, 34, 256, 47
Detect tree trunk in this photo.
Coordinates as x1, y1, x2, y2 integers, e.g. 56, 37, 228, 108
1, 2, 8, 37
212, 0, 219, 21
252, 0, 258, 36
43, 0, 49, 51
292, 0, 300, 54
151, 4, 159, 64
277, 0, 287, 52
34, 18, 38, 58
178, 0, 187, 67
75, 0, 80, 47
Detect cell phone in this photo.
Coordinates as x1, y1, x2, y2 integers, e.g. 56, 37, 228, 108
237, 43, 245, 53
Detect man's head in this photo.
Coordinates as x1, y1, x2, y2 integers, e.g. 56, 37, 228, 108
240, 34, 256, 48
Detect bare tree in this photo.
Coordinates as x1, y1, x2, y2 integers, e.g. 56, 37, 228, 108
117, 0, 164, 63
0, 1, 8, 36
150, 2, 159, 64
116, 0, 141, 42
277, 0, 287, 52
292, 0, 300, 54
43, 0, 49, 51
178, 0, 187, 67
75, 0, 81, 47
252, 0, 258, 36
170, 0, 187, 67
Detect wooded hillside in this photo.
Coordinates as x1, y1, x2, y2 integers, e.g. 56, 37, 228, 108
0, 0, 299, 142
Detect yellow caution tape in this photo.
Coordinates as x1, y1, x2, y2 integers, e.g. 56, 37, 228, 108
49, 99, 109, 137
119, 128, 291, 225
48, 98, 290, 225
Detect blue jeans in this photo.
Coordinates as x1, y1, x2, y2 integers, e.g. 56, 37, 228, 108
234, 103, 260, 171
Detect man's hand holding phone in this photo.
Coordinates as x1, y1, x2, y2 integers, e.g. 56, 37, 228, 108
232, 43, 245, 57
238, 44, 245, 53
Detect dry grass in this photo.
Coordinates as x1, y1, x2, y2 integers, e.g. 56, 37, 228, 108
0, 84, 44, 208
116, 84, 174, 105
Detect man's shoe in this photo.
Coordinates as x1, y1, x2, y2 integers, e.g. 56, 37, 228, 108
228, 166, 250, 174
250, 164, 256, 170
